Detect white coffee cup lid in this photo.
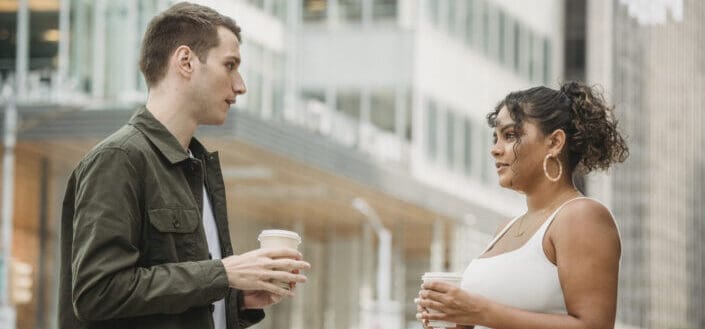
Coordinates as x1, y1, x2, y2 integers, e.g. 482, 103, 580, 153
258, 229, 302, 243
422, 272, 462, 280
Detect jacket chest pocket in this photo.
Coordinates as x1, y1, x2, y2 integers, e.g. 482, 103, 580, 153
146, 208, 203, 264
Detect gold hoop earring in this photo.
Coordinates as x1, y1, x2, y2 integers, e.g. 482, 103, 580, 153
543, 154, 562, 182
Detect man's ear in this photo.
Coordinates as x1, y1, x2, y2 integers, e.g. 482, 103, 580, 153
546, 129, 567, 156
172, 45, 195, 78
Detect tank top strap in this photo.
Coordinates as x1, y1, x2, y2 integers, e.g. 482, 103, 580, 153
482, 215, 522, 254
536, 196, 591, 238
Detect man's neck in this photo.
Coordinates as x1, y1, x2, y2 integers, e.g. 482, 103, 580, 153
145, 87, 198, 150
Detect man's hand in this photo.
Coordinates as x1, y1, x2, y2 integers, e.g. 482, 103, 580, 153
221, 248, 310, 296
242, 290, 285, 309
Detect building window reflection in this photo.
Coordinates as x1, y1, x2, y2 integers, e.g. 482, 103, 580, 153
303, 0, 327, 22
446, 110, 456, 167
339, 0, 362, 22
427, 100, 438, 160
372, 0, 397, 21
463, 118, 473, 175
370, 89, 395, 132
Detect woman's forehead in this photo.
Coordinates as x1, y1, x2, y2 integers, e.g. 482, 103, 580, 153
495, 107, 514, 127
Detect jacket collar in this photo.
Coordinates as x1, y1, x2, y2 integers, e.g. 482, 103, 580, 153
128, 106, 210, 164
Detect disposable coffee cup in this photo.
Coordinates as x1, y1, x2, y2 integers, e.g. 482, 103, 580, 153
258, 229, 302, 289
258, 229, 301, 250
421, 272, 463, 328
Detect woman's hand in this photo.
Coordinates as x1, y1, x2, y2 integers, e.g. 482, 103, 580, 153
414, 297, 431, 329
417, 281, 489, 327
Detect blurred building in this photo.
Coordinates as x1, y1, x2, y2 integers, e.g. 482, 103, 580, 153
583, 0, 705, 328
0, 0, 564, 328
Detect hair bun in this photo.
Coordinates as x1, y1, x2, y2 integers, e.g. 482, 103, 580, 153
560, 81, 629, 173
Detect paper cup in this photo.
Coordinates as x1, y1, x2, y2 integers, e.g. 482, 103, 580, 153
421, 272, 463, 328
258, 229, 301, 250
258, 230, 302, 289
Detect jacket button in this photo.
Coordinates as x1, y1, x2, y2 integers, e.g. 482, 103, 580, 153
173, 219, 181, 228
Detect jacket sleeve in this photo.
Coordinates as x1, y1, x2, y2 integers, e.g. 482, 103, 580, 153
70, 147, 229, 321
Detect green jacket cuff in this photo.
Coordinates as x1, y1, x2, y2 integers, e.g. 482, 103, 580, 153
197, 259, 229, 303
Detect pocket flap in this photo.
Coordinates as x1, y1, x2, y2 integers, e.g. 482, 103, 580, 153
148, 208, 199, 233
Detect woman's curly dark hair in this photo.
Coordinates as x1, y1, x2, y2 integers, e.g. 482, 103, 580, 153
486, 81, 629, 175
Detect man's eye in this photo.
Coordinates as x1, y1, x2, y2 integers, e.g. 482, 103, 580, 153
226, 63, 235, 70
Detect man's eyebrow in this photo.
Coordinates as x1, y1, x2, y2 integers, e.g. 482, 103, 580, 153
224, 55, 241, 64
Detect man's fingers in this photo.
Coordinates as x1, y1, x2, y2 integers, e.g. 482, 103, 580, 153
258, 281, 294, 297
268, 258, 311, 271
267, 270, 307, 284
258, 248, 303, 260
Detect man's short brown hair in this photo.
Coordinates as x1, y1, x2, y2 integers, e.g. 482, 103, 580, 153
139, 2, 241, 88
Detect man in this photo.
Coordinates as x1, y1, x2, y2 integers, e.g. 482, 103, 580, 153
58, 3, 310, 329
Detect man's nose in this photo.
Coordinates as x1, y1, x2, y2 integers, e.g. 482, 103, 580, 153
233, 75, 246, 95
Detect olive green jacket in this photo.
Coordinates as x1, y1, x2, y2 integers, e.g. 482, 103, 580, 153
59, 107, 264, 329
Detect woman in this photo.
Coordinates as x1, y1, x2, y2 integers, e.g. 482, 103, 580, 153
416, 81, 629, 329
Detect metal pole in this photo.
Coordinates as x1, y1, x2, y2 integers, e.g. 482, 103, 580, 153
1, 82, 18, 328
16, 0, 29, 99
57, 0, 72, 94
352, 198, 391, 301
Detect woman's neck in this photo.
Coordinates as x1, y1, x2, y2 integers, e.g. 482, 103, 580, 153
525, 183, 581, 213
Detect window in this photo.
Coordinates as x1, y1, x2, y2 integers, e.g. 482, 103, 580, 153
371, 89, 396, 132
464, 0, 475, 46
498, 10, 506, 64
481, 1, 490, 55
513, 22, 521, 73
272, 55, 286, 119
337, 90, 361, 120
481, 131, 493, 184
241, 42, 264, 113
543, 38, 552, 84
303, 0, 327, 22
464, 119, 473, 175
302, 89, 325, 104
447, 0, 457, 35
428, 0, 440, 27
446, 110, 456, 167
427, 100, 438, 159
273, 0, 287, 22
338, 0, 362, 22
528, 33, 536, 81
405, 89, 413, 140
247, 0, 265, 9
372, 0, 397, 21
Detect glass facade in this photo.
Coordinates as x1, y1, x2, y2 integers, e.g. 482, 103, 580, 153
302, 0, 398, 24
425, 0, 553, 84
600, 1, 705, 328
424, 96, 497, 186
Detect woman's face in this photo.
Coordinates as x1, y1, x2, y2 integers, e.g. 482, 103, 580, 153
491, 106, 549, 191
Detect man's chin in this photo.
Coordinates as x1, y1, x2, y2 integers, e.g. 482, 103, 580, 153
200, 116, 228, 126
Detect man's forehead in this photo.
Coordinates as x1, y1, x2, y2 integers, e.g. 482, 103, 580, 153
216, 26, 241, 52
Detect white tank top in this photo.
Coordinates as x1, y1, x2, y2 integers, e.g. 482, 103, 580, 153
460, 197, 593, 329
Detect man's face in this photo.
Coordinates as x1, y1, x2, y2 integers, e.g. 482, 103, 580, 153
190, 26, 246, 125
